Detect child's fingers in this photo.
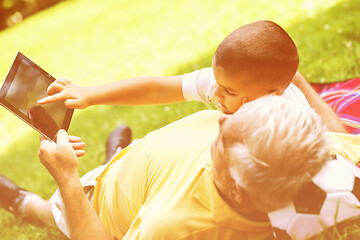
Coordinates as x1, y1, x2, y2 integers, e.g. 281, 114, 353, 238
38, 92, 66, 105
47, 82, 66, 95
54, 78, 71, 85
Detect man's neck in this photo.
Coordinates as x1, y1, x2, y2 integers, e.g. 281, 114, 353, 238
217, 187, 269, 222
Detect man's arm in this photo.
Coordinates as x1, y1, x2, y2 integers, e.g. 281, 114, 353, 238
57, 175, 112, 240
292, 71, 347, 133
38, 130, 112, 240
38, 76, 185, 109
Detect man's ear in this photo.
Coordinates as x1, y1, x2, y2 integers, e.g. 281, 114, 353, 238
229, 184, 245, 205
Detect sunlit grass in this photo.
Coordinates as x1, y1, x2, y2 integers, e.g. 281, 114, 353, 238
0, 0, 359, 239
0, 0, 344, 150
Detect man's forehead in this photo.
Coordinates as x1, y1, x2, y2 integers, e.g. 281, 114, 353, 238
220, 113, 244, 145
230, 107, 246, 123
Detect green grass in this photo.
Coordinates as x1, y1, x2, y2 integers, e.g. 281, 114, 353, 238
0, 0, 359, 239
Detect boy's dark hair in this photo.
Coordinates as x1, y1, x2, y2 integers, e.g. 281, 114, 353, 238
214, 20, 299, 86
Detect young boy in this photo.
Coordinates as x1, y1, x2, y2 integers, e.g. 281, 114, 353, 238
38, 20, 346, 133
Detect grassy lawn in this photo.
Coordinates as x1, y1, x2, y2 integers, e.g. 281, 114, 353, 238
0, 0, 359, 239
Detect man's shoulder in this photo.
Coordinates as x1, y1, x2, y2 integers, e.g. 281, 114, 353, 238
153, 110, 221, 133
134, 165, 271, 240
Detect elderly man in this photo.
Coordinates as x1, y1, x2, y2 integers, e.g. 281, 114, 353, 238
0, 96, 330, 240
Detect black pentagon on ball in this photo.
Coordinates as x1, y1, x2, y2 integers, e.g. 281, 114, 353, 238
351, 177, 360, 202
293, 181, 327, 214
271, 227, 292, 240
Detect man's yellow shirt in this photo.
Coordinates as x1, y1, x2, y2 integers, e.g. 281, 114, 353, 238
92, 109, 360, 240
329, 132, 360, 165
93, 110, 272, 240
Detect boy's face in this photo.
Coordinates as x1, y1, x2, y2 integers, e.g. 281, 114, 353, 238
212, 57, 286, 114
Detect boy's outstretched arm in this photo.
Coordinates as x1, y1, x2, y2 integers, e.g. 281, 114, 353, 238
292, 71, 347, 133
38, 76, 185, 109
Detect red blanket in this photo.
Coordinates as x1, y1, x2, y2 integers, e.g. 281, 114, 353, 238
311, 78, 360, 135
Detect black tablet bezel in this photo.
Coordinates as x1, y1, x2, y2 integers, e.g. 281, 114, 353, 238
0, 52, 74, 141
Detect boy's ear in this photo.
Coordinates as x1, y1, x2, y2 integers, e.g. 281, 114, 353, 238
241, 97, 249, 105
271, 90, 282, 96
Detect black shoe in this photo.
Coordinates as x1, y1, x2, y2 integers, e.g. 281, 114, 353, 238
104, 125, 132, 164
0, 175, 27, 214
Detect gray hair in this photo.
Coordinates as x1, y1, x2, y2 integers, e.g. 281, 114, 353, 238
227, 96, 330, 212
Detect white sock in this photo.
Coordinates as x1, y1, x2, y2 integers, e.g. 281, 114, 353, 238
108, 146, 123, 162
17, 191, 39, 215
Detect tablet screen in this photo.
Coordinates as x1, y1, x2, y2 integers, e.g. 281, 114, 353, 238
0, 52, 73, 141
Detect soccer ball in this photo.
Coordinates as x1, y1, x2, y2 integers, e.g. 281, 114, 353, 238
268, 154, 360, 240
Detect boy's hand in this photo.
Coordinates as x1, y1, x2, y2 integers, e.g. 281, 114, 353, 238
38, 78, 91, 109
38, 130, 84, 185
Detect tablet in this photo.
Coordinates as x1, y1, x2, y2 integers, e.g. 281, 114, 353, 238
0, 52, 73, 141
